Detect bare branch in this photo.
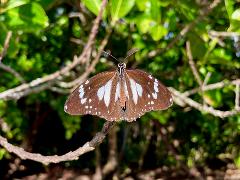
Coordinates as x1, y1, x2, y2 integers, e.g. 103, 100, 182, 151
0, 121, 115, 165
147, 0, 221, 58
209, 30, 240, 37
186, 41, 203, 86
170, 87, 240, 118
57, 28, 113, 89
0, 0, 108, 100
0, 63, 26, 83
0, 31, 12, 62
236, 83, 240, 110
202, 72, 211, 87
183, 79, 240, 97
0, 31, 26, 83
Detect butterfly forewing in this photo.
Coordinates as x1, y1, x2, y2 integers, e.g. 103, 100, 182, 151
64, 71, 124, 121
122, 69, 172, 121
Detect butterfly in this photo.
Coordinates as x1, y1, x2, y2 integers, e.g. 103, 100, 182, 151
64, 62, 173, 122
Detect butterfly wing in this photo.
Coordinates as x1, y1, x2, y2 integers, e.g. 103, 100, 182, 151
122, 69, 173, 121
64, 71, 123, 121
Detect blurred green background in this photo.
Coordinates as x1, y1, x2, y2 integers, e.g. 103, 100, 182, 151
0, 0, 240, 179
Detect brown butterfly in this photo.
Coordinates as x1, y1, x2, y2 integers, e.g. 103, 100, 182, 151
64, 61, 173, 122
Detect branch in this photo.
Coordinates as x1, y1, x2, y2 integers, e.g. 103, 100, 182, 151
147, 0, 221, 58
0, 121, 116, 165
186, 41, 203, 86
57, 28, 113, 89
170, 87, 240, 118
236, 83, 240, 110
0, 31, 26, 83
209, 30, 240, 37
0, 31, 12, 62
0, 0, 108, 100
0, 63, 26, 83
182, 79, 240, 97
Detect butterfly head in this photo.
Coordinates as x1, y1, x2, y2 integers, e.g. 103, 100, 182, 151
117, 62, 126, 77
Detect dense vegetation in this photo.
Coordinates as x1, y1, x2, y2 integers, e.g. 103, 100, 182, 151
0, 0, 240, 179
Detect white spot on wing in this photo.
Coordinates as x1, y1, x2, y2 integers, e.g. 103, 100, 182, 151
97, 86, 105, 100
124, 81, 129, 98
115, 82, 120, 102
79, 86, 84, 98
136, 83, 143, 97
129, 78, 138, 104
81, 98, 87, 104
104, 79, 112, 107
149, 75, 153, 79
154, 79, 159, 92
85, 80, 89, 84
97, 79, 113, 107
152, 92, 157, 99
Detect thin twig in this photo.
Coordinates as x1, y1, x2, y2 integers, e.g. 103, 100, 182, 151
170, 87, 240, 118
147, 0, 221, 58
0, 63, 26, 83
236, 83, 240, 110
209, 30, 240, 37
186, 41, 203, 86
0, 31, 12, 62
57, 28, 113, 89
202, 72, 211, 87
0, 31, 26, 83
183, 79, 240, 97
0, 0, 108, 100
0, 121, 116, 165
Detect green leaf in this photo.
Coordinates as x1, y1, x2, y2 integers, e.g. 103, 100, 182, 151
224, 0, 234, 18
232, 9, 240, 21
82, 0, 102, 16
150, 0, 161, 22
5, 2, 49, 32
135, 0, 148, 11
0, 0, 29, 14
235, 155, 240, 168
150, 24, 167, 41
136, 15, 152, 33
110, 0, 135, 23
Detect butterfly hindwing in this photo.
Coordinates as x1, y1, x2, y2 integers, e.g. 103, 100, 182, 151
122, 69, 172, 121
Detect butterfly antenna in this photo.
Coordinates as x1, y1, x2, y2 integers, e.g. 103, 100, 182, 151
123, 49, 139, 62
102, 50, 120, 63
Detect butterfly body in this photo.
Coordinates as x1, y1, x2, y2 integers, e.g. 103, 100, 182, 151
64, 63, 173, 122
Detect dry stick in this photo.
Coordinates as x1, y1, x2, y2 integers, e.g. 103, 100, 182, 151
0, 31, 26, 83
102, 126, 118, 176
183, 79, 240, 97
0, 63, 26, 83
170, 87, 240, 118
57, 28, 113, 89
236, 83, 240, 110
186, 41, 203, 86
0, 31, 12, 62
209, 30, 240, 37
147, 0, 221, 58
0, 0, 107, 101
0, 121, 116, 165
202, 72, 211, 87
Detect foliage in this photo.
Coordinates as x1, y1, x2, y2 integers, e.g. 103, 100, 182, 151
0, 0, 240, 178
